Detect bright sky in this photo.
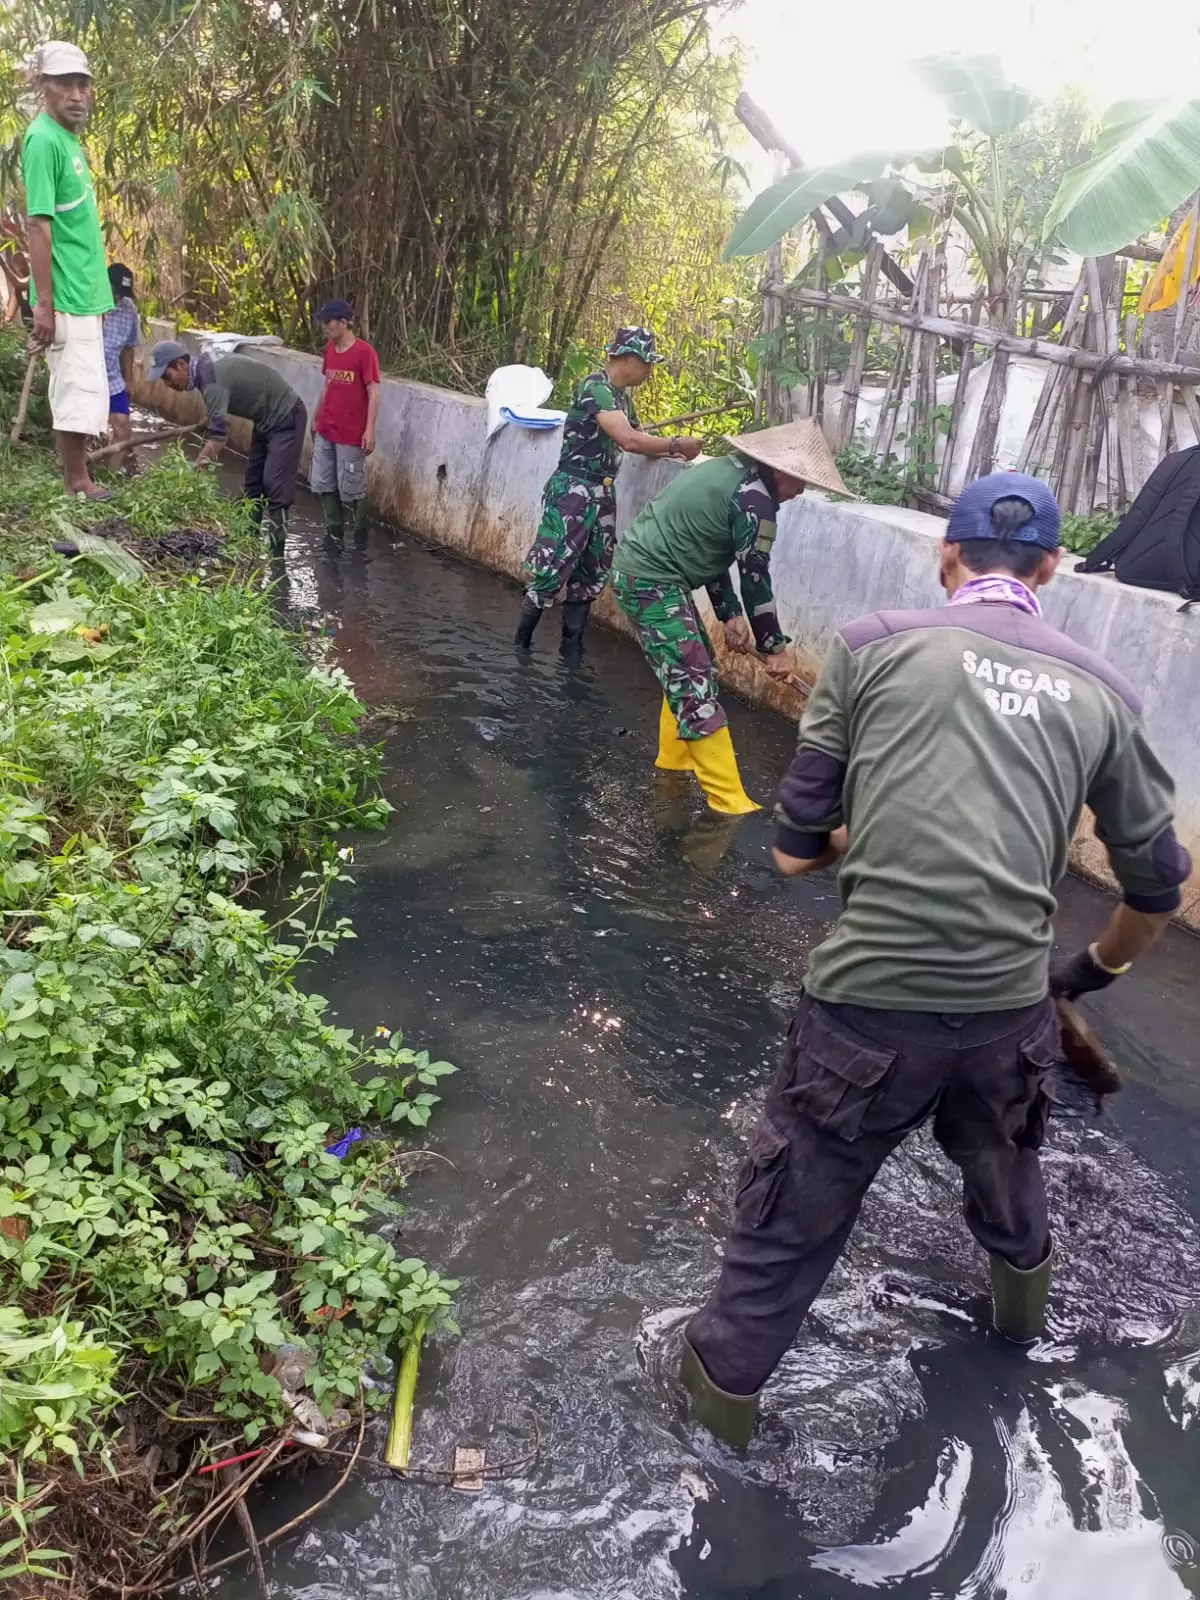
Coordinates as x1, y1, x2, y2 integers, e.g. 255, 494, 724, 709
728, 0, 1200, 183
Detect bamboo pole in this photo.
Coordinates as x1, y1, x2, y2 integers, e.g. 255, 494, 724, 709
86, 423, 201, 464
810, 255, 827, 426
910, 239, 940, 489
1180, 382, 1200, 451
643, 400, 753, 433
1118, 310, 1142, 499
1172, 194, 1200, 360
1157, 194, 1200, 467
964, 349, 1010, 482
1015, 272, 1086, 474
938, 291, 983, 495
1103, 260, 1127, 509
1081, 259, 1117, 513
768, 285, 1200, 384
871, 252, 927, 462
9, 353, 38, 443
835, 238, 882, 451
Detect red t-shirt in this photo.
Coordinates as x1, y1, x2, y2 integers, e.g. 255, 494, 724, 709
316, 338, 381, 446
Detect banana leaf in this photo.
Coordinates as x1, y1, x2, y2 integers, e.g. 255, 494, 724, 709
914, 55, 1033, 139
1043, 98, 1200, 258
723, 153, 892, 259
51, 518, 148, 585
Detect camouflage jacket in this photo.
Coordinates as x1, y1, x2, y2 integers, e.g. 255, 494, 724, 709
556, 372, 640, 482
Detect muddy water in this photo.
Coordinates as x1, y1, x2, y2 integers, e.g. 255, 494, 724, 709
229, 506, 1200, 1600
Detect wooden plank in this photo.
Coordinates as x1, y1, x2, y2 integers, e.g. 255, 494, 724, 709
835, 239, 882, 450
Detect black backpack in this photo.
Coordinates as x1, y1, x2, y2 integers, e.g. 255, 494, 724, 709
1079, 446, 1200, 602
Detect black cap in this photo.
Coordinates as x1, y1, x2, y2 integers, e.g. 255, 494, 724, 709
108, 262, 134, 300
318, 299, 353, 323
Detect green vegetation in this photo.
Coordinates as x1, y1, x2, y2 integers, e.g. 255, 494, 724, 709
0, 350, 454, 1592
0, 0, 756, 424
1060, 509, 1118, 554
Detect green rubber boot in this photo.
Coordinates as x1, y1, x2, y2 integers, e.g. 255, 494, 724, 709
321, 493, 344, 544
679, 1332, 760, 1449
990, 1247, 1052, 1344
350, 496, 369, 546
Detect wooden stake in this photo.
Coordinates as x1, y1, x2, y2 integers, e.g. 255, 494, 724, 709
1180, 382, 1200, 451
1081, 259, 1116, 513
1015, 272, 1086, 474
9, 353, 38, 443
1157, 194, 1200, 468
939, 291, 983, 494
1118, 310, 1142, 500
871, 252, 927, 462
964, 348, 1010, 481
835, 239, 882, 451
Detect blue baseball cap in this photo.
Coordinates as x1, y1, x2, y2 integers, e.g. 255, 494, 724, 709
946, 471, 1061, 552
318, 299, 354, 323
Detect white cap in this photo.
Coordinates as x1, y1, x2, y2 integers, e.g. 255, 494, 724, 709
37, 41, 92, 78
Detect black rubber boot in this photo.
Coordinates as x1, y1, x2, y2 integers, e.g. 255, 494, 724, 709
321, 493, 344, 544
680, 1332, 760, 1449
559, 600, 591, 664
265, 505, 288, 557
350, 497, 369, 546
515, 596, 544, 650
990, 1247, 1052, 1343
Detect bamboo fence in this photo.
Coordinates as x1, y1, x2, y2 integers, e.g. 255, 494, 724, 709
765, 261, 1200, 515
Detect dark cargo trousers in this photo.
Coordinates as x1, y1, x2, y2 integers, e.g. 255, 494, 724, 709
687, 993, 1060, 1398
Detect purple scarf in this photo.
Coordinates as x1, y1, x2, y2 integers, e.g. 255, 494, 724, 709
947, 574, 1042, 618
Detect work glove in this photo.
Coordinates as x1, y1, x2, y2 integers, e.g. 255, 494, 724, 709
1049, 946, 1124, 1001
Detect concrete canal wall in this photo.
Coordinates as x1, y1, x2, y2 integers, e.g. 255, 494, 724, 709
131, 336, 1200, 923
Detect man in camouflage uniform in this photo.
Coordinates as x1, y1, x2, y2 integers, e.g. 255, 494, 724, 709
515, 327, 701, 662
612, 420, 849, 813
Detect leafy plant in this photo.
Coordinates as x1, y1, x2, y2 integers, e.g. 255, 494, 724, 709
0, 416, 456, 1593
1045, 99, 1200, 258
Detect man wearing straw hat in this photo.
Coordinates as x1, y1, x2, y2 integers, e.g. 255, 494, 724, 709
679, 470, 1189, 1449
514, 327, 702, 663
611, 419, 848, 814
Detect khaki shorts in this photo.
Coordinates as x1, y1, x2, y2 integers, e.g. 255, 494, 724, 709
46, 312, 110, 436
310, 433, 367, 501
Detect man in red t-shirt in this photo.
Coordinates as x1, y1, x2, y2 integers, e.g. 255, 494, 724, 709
310, 299, 381, 545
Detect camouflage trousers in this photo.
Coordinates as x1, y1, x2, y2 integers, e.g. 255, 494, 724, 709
523, 471, 617, 606
612, 572, 727, 739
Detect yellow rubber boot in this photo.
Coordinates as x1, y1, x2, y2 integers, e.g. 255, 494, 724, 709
655, 696, 694, 772
689, 725, 760, 815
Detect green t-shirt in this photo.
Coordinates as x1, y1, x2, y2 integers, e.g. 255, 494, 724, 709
613, 455, 777, 589
21, 113, 113, 317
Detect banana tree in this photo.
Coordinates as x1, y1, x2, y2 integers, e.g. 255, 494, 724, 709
1044, 99, 1200, 258
725, 55, 1049, 329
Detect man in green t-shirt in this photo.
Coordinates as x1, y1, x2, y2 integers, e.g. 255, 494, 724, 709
21, 41, 115, 501
679, 471, 1190, 1450
514, 327, 702, 662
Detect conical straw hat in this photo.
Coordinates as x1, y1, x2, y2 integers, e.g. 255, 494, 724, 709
723, 419, 851, 498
